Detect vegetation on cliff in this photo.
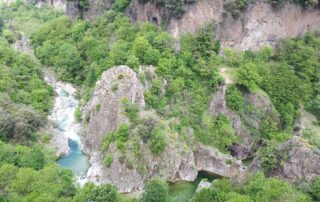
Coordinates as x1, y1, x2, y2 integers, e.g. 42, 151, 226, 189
1, 1, 320, 201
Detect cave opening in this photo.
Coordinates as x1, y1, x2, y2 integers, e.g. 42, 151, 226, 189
151, 17, 158, 26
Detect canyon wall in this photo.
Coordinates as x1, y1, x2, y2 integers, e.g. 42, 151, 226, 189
30, 0, 320, 50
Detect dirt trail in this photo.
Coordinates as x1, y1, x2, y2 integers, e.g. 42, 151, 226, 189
219, 68, 235, 84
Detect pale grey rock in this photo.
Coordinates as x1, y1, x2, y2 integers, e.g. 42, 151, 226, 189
13, 35, 32, 53
82, 65, 145, 153
194, 144, 245, 178
35, 0, 67, 11
274, 137, 320, 182
196, 179, 212, 192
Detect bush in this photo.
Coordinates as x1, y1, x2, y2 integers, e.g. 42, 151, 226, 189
115, 124, 129, 142
149, 128, 166, 155
237, 63, 262, 92
197, 114, 238, 153
258, 142, 278, 174
75, 107, 82, 122
224, 0, 249, 18
2, 29, 15, 43
226, 85, 244, 111
122, 98, 139, 122
190, 188, 220, 202
141, 178, 169, 202
88, 184, 118, 202
310, 177, 320, 201
137, 116, 159, 143
112, 0, 130, 11
144, 48, 161, 65
103, 154, 113, 168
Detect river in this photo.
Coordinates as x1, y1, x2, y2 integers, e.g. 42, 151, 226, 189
45, 73, 90, 181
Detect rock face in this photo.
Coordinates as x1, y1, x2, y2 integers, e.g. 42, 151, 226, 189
82, 65, 245, 193
251, 137, 320, 182
33, 0, 320, 50
209, 84, 278, 159
129, 0, 320, 50
275, 138, 320, 182
196, 179, 212, 192
34, 0, 113, 20
35, 0, 67, 11
216, 2, 320, 50
82, 65, 145, 153
13, 35, 32, 53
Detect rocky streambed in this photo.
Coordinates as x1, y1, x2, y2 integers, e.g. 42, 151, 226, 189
44, 72, 90, 183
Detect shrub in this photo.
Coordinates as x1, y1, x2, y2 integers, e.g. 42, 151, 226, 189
111, 83, 118, 92
122, 98, 139, 122
103, 154, 113, 168
2, 29, 15, 43
96, 104, 101, 112
258, 142, 278, 174
75, 107, 82, 122
141, 178, 169, 202
137, 116, 159, 143
237, 63, 262, 92
144, 48, 161, 65
190, 188, 220, 202
226, 85, 244, 111
115, 124, 129, 142
112, 0, 130, 11
88, 184, 118, 202
149, 128, 166, 155
224, 0, 249, 18
310, 177, 320, 201
197, 114, 238, 153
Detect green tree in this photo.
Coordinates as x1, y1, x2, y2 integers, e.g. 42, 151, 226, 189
88, 184, 118, 202
237, 63, 262, 92
55, 43, 81, 81
310, 177, 320, 201
144, 48, 161, 65
133, 37, 151, 62
190, 188, 220, 202
141, 178, 169, 202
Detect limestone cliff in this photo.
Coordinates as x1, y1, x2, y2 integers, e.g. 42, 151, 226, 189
82, 65, 245, 193
33, 0, 320, 50
34, 0, 113, 20
128, 0, 320, 50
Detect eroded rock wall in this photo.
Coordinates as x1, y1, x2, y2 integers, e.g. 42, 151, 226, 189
129, 0, 320, 50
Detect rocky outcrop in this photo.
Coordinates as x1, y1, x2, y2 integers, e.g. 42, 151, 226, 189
82, 65, 145, 153
13, 35, 32, 53
126, 0, 166, 27
82, 65, 246, 193
33, 0, 112, 20
209, 84, 253, 159
274, 137, 320, 182
196, 179, 212, 192
35, 0, 67, 11
209, 84, 278, 159
251, 137, 320, 182
194, 144, 246, 178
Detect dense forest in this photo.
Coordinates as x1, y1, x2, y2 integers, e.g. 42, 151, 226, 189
0, 0, 320, 201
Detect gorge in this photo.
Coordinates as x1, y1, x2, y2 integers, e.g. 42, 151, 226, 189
1, 0, 320, 201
